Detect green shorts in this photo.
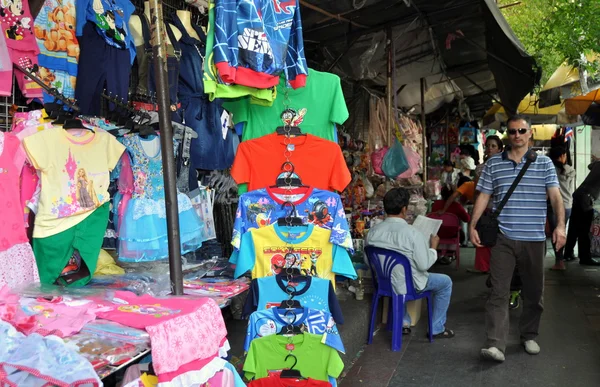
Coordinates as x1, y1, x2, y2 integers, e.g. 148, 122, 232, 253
33, 202, 110, 287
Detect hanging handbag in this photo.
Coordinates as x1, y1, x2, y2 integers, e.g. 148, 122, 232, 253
476, 150, 537, 247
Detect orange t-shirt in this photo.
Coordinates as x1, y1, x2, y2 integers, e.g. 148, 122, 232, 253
457, 181, 476, 203
231, 133, 351, 192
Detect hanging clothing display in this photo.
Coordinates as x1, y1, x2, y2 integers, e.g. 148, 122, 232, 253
172, 13, 235, 172
223, 68, 348, 142
23, 128, 125, 238
231, 187, 353, 261
248, 376, 333, 387
33, 0, 80, 101
132, 16, 181, 108
213, 0, 308, 89
0, 0, 43, 98
116, 134, 205, 262
0, 132, 39, 288
235, 223, 357, 284
243, 276, 344, 324
244, 307, 344, 353
203, 0, 276, 103
231, 133, 351, 193
244, 333, 343, 382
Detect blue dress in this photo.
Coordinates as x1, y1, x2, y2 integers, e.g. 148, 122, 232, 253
117, 134, 205, 262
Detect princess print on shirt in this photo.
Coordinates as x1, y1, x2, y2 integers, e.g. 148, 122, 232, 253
76, 168, 96, 208
118, 304, 181, 318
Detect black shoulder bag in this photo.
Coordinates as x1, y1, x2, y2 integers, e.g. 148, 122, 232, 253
476, 150, 537, 247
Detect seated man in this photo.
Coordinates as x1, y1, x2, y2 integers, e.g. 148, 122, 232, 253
365, 187, 455, 338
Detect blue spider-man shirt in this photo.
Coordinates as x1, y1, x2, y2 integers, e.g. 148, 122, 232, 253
229, 186, 353, 264
213, 0, 308, 89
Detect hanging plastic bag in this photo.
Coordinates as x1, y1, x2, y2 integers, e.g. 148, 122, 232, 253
371, 146, 388, 176
382, 138, 409, 179
397, 146, 421, 179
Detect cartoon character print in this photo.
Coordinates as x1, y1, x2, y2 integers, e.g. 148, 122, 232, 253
246, 201, 275, 227
306, 201, 332, 227
92, 0, 128, 48
266, 247, 321, 277
118, 304, 181, 318
23, 304, 54, 318
134, 171, 147, 196
1, 0, 33, 41
257, 319, 277, 337
270, 253, 285, 275
280, 108, 306, 127
76, 168, 98, 208
34, 4, 80, 60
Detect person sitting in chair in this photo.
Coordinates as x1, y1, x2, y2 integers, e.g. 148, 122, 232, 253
365, 187, 455, 338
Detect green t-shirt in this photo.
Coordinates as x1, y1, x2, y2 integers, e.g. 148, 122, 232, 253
203, 0, 275, 104
243, 333, 344, 382
223, 68, 349, 142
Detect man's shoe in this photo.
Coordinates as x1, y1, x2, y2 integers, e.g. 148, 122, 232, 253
523, 340, 540, 355
579, 258, 600, 266
564, 254, 576, 262
509, 290, 520, 309
481, 347, 505, 362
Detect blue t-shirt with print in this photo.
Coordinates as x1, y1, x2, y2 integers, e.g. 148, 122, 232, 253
76, 0, 136, 63
243, 276, 344, 325
230, 187, 352, 264
245, 307, 345, 353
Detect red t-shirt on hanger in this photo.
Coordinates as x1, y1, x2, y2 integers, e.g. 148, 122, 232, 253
231, 133, 351, 192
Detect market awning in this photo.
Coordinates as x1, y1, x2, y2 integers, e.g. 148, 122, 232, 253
539, 53, 600, 112
300, 0, 540, 118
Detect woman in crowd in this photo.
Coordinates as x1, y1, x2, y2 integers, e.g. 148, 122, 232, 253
469, 135, 504, 274
548, 146, 575, 271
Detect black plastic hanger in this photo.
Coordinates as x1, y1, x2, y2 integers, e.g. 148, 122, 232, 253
280, 354, 305, 379
64, 118, 94, 132
276, 126, 305, 136
271, 162, 308, 189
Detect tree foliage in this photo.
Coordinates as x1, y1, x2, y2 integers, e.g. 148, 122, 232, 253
499, 0, 600, 86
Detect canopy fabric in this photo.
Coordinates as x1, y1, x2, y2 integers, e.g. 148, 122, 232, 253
539, 53, 600, 109
300, 0, 540, 119
483, 94, 561, 127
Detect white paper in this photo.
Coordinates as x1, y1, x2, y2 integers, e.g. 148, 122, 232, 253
412, 215, 443, 239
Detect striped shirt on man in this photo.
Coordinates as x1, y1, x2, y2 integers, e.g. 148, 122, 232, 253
476, 151, 559, 242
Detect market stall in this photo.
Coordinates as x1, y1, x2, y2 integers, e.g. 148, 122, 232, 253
0, 0, 543, 385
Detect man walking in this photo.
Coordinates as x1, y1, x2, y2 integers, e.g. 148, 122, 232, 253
469, 115, 566, 362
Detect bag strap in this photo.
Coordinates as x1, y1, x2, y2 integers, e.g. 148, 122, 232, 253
493, 150, 537, 217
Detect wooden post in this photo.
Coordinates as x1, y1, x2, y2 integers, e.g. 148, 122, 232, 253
386, 28, 393, 146
420, 77, 427, 181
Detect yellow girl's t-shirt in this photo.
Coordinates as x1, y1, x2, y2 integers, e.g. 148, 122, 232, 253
23, 128, 125, 238
234, 223, 357, 287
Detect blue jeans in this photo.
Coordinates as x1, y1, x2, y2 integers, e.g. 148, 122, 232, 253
403, 273, 452, 335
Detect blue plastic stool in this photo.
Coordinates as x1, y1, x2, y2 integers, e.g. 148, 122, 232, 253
364, 246, 434, 351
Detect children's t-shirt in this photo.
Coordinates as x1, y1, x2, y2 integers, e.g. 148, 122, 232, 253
243, 276, 344, 325
23, 128, 125, 238
95, 290, 215, 329
231, 133, 351, 193
235, 223, 357, 285
244, 333, 343, 382
231, 186, 352, 263
223, 69, 348, 142
245, 307, 344, 353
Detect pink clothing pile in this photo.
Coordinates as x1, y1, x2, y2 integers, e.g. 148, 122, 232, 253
0, 286, 97, 337
96, 291, 231, 386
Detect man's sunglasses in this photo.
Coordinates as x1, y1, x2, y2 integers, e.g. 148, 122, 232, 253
507, 128, 528, 135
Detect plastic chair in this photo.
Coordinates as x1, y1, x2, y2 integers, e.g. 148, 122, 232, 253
364, 246, 433, 352
427, 212, 461, 269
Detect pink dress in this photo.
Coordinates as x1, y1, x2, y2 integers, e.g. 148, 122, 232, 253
0, 132, 39, 288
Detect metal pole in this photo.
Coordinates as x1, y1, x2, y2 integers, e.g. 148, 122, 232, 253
148, 0, 183, 295
386, 27, 393, 147
420, 77, 427, 182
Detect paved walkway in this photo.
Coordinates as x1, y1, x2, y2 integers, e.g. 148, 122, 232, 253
341, 245, 600, 387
